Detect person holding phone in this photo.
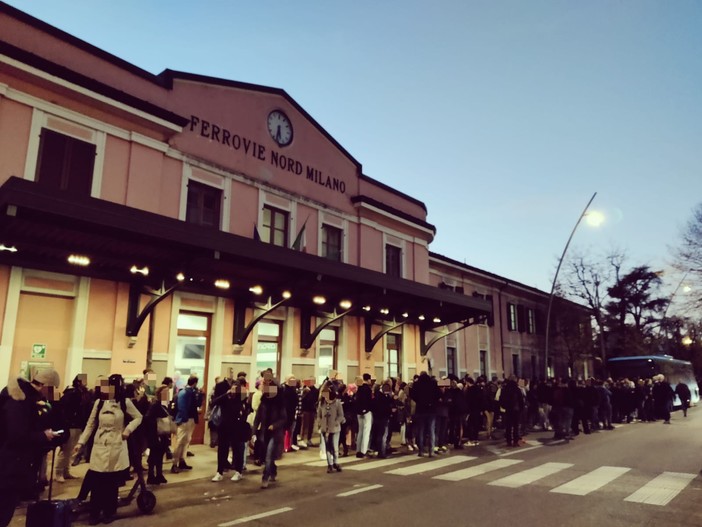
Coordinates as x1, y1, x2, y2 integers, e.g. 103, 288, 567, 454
0, 368, 62, 527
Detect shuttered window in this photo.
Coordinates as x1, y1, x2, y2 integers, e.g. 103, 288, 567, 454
35, 128, 95, 196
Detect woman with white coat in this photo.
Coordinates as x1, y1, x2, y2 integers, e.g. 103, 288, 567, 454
75, 374, 142, 525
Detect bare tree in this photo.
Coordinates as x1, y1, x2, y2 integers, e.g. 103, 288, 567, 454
559, 249, 625, 363
673, 203, 702, 310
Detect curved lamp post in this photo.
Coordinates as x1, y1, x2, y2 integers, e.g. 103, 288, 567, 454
544, 192, 597, 379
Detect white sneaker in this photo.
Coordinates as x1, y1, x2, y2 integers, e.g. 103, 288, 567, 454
290, 444, 300, 451
298, 440, 308, 448
230, 471, 242, 482
211, 473, 224, 482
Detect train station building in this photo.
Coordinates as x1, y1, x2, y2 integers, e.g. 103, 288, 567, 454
0, 3, 592, 440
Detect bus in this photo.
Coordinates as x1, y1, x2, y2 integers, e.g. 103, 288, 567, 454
607, 355, 700, 406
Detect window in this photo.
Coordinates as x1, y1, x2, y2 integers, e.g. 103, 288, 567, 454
35, 128, 95, 195
512, 354, 520, 377
479, 350, 487, 377
386, 333, 402, 379
446, 346, 457, 378
186, 180, 222, 228
262, 205, 289, 247
531, 355, 537, 378
385, 244, 402, 278
321, 224, 342, 261
527, 308, 536, 334
507, 303, 518, 331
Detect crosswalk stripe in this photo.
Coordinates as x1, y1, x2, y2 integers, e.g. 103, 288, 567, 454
345, 455, 417, 471
433, 459, 523, 481
337, 484, 383, 497
489, 462, 574, 488
624, 472, 696, 506
550, 466, 630, 496
305, 456, 363, 468
385, 456, 477, 476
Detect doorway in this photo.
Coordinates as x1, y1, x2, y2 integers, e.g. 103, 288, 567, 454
255, 321, 282, 378
175, 311, 210, 445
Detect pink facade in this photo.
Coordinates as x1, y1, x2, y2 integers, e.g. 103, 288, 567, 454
0, 4, 591, 440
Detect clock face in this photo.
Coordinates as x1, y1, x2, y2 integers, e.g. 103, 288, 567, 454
267, 110, 293, 147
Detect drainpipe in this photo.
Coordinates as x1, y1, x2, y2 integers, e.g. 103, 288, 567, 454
497, 281, 509, 378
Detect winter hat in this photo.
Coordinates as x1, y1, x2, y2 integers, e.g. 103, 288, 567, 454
33, 368, 60, 387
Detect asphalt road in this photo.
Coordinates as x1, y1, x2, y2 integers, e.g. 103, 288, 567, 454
11, 409, 702, 527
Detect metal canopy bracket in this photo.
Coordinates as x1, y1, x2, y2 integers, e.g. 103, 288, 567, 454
233, 296, 290, 346
126, 281, 181, 337
300, 307, 355, 351
419, 315, 486, 356
364, 317, 410, 354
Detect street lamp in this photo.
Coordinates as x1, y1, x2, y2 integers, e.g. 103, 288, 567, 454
544, 192, 598, 379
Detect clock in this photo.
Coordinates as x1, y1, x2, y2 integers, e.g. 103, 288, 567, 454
267, 110, 293, 147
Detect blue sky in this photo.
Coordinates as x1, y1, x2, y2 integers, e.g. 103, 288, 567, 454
7, 0, 702, 294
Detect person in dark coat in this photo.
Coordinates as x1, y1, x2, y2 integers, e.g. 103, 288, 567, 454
253, 374, 287, 489
371, 381, 395, 458
0, 369, 62, 527
447, 379, 467, 448
143, 385, 172, 485
410, 372, 440, 457
55, 374, 90, 482
652, 374, 675, 424
500, 375, 525, 447
464, 378, 485, 446
675, 382, 692, 417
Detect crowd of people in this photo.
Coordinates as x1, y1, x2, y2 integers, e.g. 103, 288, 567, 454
0, 365, 693, 526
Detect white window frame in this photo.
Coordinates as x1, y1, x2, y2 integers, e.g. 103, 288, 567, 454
24, 109, 106, 198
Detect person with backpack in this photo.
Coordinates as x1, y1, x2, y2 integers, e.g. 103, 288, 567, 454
0, 368, 63, 527
74, 374, 142, 525
499, 375, 525, 447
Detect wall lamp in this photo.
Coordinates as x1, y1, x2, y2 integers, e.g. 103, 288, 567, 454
130, 265, 149, 276
68, 254, 90, 266
282, 290, 292, 299
0, 244, 17, 252
215, 279, 230, 289
313, 295, 326, 305
249, 285, 263, 295
339, 300, 352, 310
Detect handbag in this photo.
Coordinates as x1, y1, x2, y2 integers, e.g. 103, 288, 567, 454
209, 405, 222, 427
157, 415, 176, 436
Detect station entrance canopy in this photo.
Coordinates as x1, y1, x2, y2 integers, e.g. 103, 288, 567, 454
0, 177, 492, 353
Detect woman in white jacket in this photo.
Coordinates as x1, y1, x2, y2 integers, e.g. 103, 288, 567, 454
75, 374, 142, 525
317, 385, 345, 473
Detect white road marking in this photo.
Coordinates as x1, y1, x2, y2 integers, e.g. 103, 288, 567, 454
550, 466, 630, 496
433, 459, 523, 481
499, 445, 542, 457
305, 456, 363, 467
337, 484, 384, 497
385, 456, 476, 475
624, 472, 697, 506
489, 462, 574, 488
345, 456, 417, 471
218, 507, 293, 526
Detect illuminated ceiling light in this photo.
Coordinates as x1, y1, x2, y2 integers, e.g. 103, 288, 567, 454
282, 290, 292, 299
402, 312, 409, 318
362, 305, 372, 312
418, 315, 425, 321
249, 285, 263, 295
130, 265, 149, 276
339, 300, 352, 310
176, 273, 185, 282
0, 244, 17, 252
313, 295, 326, 305
433, 317, 441, 323
215, 279, 230, 289
380, 308, 390, 315
68, 254, 90, 266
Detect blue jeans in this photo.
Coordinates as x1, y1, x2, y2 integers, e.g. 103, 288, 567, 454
263, 436, 278, 481
414, 413, 436, 454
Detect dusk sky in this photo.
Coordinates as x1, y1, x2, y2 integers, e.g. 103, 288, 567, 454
7, 1, 702, 300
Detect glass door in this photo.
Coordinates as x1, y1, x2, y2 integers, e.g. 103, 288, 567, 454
317, 327, 337, 385
255, 321, 282, 378
175, 312, 210, 444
